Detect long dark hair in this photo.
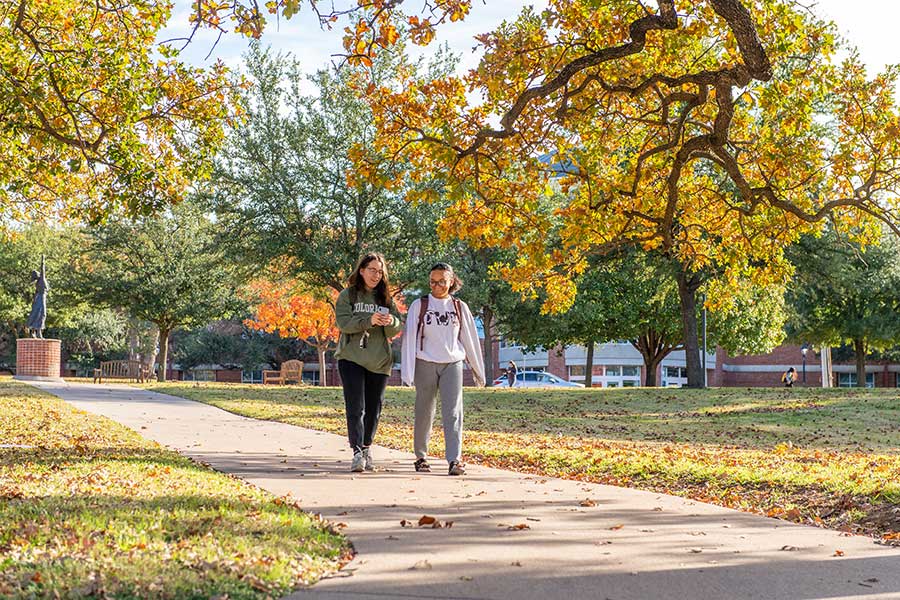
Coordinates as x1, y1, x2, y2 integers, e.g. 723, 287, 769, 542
430, 262, 463, 294
348, 252, 392, 307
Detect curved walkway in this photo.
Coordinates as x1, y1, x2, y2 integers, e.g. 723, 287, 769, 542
29, 381, 900, 600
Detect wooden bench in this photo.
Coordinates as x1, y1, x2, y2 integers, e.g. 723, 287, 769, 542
93, 360, 152, 384
263, 359, 304, 385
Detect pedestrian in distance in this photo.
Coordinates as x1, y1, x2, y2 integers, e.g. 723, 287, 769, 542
334, 253, 402, 473
506, 360, 518, 387
401, 262, 485, 476
782, 367, 796, 388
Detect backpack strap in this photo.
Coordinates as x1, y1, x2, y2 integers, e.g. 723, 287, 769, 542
417, 295, 429, 351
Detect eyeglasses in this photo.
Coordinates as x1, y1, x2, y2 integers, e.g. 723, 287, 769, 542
429, 279, 450, 287
364, 267, 384, 276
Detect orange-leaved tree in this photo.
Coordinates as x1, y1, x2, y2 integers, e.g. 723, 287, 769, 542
244, 279, 339, 386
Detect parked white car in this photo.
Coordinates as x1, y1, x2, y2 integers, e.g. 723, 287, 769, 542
492, 371, 585, 388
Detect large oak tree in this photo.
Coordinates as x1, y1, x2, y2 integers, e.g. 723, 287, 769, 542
354, 0, 900, 387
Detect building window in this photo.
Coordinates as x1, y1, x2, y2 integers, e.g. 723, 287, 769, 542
896, 372, 900, 388
601, 365, 641, 388
568, 365, 585, 378
242, 370, 263, 384
302, 370, 320, 385
662, 366, 688, 387
838, 372, 875, 388
185, 369, 215, 382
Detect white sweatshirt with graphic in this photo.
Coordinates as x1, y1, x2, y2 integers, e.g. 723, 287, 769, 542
401, 294, 485, 387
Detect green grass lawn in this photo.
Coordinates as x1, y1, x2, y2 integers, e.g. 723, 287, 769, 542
146, 381, 900, 540
0, 379, 351, 599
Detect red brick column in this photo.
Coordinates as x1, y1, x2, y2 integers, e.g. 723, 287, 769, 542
15, 338, 64, 380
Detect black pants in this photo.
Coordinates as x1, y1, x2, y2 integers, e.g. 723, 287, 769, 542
338, 359, 388, 453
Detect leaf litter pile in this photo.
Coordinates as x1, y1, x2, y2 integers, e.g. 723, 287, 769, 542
0, 380, 351, 599
151, 382, 900, 541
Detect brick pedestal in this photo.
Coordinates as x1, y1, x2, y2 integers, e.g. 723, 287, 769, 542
14, 338, 64, 381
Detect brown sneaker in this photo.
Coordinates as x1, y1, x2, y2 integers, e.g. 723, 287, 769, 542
448, 461, 465, 476
414, 458, 431, 472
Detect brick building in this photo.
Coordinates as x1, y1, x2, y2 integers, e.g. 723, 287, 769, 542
496, 339, 900, 388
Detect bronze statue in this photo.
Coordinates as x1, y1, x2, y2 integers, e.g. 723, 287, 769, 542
26, 255, 49, 338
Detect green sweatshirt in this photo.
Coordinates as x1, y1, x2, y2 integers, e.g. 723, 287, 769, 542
334, 287, 403, 375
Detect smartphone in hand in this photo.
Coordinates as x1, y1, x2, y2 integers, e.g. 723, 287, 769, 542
375, 306, 390, 315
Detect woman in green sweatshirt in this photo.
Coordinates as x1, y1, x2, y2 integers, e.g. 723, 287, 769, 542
334, 253, 403, 472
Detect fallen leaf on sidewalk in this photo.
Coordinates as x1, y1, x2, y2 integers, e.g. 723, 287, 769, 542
459, 576, 473, 581
385, 535, 399, 540
507, 523, 530, 530
400, 520, 413, 528
418, 515, 437, 526
410, 560, 432, 570
580, 499, 597, 507
833, 550, 845, 557
780, 545, 799, 551
511, 561, 523, 566
689, 548, 703, 553
526, 517, 541, 522
609, 524, 624, 531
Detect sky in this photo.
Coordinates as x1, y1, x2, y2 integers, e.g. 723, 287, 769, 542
161, 0, 899, 85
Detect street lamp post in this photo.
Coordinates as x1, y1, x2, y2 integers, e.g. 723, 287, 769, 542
800, 344, 809, 385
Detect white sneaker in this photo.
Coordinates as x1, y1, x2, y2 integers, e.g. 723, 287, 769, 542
350, 451, 365, 472
363, 447, 375, 471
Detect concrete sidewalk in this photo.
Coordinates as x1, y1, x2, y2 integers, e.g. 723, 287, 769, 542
29, 381, 900, 600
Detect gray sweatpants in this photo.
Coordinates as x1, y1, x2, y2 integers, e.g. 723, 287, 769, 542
414, 359, 464, 464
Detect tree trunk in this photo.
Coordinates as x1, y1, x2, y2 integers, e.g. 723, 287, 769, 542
854, 338, 867, 387
675, 270, 704, 388
318, 346, 327, 387
157, 327, 171, 382
482, 306, 495, 385
644, 356, 662, 386
584, 340, 595, 388
144, 326, 159, 376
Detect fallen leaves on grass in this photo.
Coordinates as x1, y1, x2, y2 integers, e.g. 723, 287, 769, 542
0, 381, 350, 599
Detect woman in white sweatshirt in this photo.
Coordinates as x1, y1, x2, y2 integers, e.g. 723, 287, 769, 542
401, 262, 485, 475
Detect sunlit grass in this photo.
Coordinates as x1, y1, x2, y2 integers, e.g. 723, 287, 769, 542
0, 379, 350, 599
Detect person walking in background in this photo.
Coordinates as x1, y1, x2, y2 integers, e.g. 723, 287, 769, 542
782, 367, 796, 388
506, 361, 518, 387
401, 262, 485, 476
334, 253, 402, 473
